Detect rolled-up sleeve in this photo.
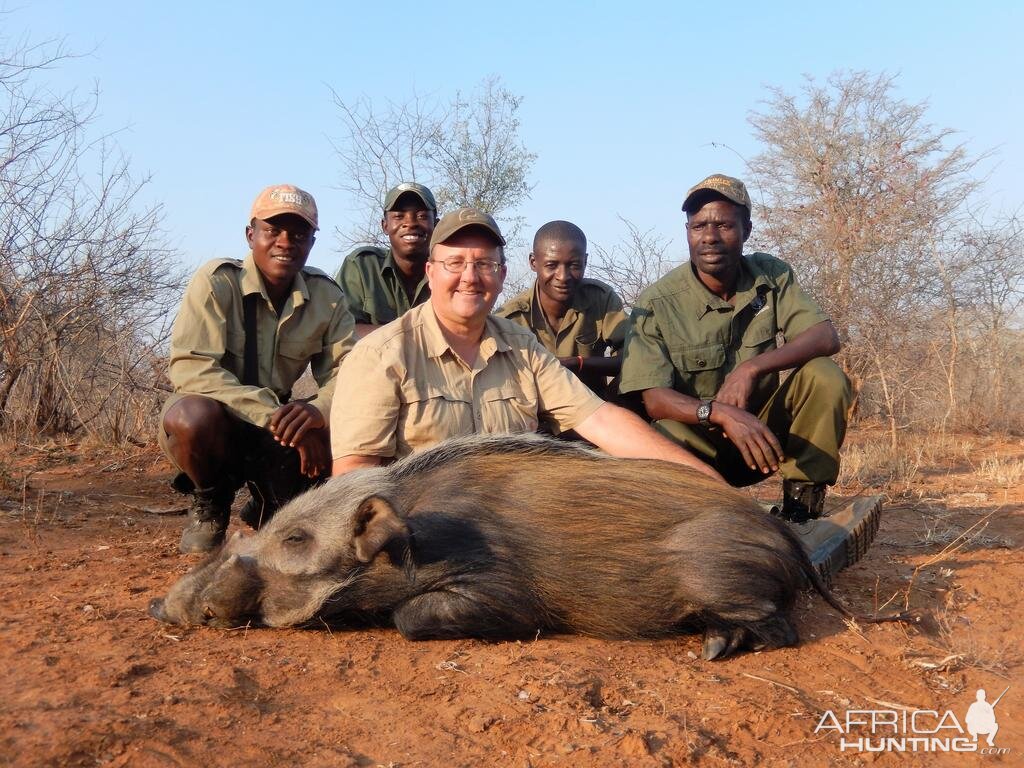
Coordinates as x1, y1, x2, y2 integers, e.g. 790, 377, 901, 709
772, 260, 829, 340
602, 291, 629, 353
330, 343, 402, 459
618, 298, 676, 394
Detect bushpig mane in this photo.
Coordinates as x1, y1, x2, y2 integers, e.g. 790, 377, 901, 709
387, 432, 604, 482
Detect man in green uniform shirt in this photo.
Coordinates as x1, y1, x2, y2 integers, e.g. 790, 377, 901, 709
620, 174, 873, 571
496, 220, 627, 397
335, 182, 438, 339
160, 184, 355, 553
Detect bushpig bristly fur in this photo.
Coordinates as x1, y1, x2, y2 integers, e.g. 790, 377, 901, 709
150, 434, 882, 659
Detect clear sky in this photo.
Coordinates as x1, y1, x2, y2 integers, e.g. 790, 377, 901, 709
6, 1, 1022, 275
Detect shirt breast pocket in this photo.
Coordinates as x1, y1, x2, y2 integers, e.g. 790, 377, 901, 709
743, 308, 778, 355
479, 384, 539, 435
397, 382, 470, 452
668, 343, 726, 399
574, 327, 601, 355
278, 339, 320, 363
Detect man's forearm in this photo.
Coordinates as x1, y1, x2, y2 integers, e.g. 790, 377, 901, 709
744, 320, 840, 378
641, 386, 704, 424
331, 454, 384, 476
573, 402, 723, 481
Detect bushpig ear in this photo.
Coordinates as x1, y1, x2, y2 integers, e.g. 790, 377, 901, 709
352, 496, 409, 564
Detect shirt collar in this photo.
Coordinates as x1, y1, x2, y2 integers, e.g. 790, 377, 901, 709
241, 252, 309, 309
380, 248, 399, 277
383, 248, 429, 295
530, 279, 580, 331
683, 257, 769, 320
422, 304, 511, 363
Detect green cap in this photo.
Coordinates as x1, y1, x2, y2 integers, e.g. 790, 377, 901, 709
429, 207, 506, 250
383, 182, 437, 213
682, 173, 751, 214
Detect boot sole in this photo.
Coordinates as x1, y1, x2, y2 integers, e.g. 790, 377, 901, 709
805, 496, 882, 589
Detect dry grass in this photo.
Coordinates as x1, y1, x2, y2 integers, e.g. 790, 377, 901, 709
926, 608, 1018, 678
976, 456, 1024, 485
906, 517, 1015, 549
0, 460, 17, 494
837, 432, 976, 491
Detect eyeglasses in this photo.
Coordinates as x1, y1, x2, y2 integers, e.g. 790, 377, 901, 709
430, 257, 503, 275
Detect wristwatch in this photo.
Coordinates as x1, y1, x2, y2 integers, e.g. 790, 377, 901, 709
696, 399, 714, 428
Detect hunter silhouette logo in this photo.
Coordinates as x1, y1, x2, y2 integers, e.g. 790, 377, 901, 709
966, 687, 1007, 747
814, 686, 1011, 755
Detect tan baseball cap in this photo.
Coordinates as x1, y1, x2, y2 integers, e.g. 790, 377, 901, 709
682, 173, 751, 214
429, 206, 506, 249
250, 184, 319, 230
383, 182, 437, 213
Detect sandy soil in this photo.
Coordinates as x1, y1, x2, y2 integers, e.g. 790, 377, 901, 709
0, 430, 1020, 767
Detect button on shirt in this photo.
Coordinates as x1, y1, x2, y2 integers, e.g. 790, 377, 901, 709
335, 246, 430, 326
169, 253, 356, 428
619, 253, 828, 415
330, 302, 604, 460
496, 278, 628, 394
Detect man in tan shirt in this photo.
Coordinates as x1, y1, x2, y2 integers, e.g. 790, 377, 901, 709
330, 207, 721, 481
161, 184, 355, 552
496, 220, 627, 397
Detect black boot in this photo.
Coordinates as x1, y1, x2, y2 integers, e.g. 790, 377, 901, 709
789, 497, 882, 587
179, 485, 233, 554
780, 479, 827, 523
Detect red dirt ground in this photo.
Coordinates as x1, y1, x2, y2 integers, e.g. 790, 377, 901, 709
0, 430, 1020, 767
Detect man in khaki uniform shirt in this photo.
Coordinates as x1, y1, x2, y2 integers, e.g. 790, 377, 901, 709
496, 220, 627, 397
335, 183, 437, 338
620, 174, 878, 579
161, 184, 355, 553
331, 207, 722, 481
621, 174, 852, 521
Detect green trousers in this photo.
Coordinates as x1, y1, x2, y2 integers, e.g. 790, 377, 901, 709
654, 357, 851, 488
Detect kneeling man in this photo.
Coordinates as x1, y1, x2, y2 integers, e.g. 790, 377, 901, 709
620, 174, 873, 574
161, 185, 355, 552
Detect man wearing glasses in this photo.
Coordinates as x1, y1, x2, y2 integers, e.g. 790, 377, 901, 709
330, 207, 721, 480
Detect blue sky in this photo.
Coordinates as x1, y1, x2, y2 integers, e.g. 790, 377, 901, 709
7, 1, 1022, 275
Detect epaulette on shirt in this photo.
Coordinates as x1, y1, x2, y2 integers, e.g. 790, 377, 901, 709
578, 277, 617, 295
208, 257, 243, 271
348, 245, 388, 261
302, 264, 340, 285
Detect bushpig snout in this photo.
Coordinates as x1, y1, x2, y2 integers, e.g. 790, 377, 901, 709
148, 597, 171, 624
150, 532, 262, 627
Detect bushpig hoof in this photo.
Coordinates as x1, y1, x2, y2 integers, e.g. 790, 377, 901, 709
702, 627, 749, 660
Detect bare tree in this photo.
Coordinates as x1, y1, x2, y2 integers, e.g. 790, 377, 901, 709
747, 71, 983, 443
588, 217, 680, 309
946, 212, 1024, 430
330, 75, 536, 250
0, 35, 184, 441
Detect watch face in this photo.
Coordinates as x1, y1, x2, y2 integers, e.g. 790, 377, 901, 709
697, 403, 711, 421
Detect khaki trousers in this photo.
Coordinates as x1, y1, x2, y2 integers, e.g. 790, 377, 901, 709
653, 357, 851, 487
